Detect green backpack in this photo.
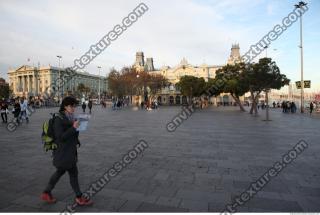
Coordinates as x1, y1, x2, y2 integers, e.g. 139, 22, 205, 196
41, 113, 63, 151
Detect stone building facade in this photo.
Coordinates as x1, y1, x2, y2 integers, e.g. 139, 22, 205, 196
8, 65, 107, 98
133, 44, 242, 105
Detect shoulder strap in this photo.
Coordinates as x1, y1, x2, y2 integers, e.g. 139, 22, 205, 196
53, 112, 63, 120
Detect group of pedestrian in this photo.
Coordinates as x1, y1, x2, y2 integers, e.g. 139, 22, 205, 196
112, 99, 128, 110
272, 101, 281, 108
1, 97, 31, 124
257, 102, 268, 110
140, 100, 158, 110
81, 99, 93, 114
281, 101, 297, 113
193, 99, 208, 109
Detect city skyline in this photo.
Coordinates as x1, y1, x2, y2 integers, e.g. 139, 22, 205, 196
0, 0, 319, 91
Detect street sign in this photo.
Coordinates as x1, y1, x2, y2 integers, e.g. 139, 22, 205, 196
295, 80, 311, 89
304, 80, 311, 88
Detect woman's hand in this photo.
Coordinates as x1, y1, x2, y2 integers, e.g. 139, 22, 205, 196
73, 120, 80, 129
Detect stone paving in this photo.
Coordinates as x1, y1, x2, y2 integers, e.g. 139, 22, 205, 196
0, 105, 320, 212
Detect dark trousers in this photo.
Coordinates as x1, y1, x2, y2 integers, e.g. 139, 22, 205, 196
44, 165, 82, 197
1, 113, 7, 123
20, 111, 29, 121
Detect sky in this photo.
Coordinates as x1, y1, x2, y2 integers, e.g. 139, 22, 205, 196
0, 0, 319, 91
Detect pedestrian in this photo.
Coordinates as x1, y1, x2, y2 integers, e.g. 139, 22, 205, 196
281, 101, 285, 113
0, 101, 8, 123
290, 102, 296, 113
310, 102, 314, 115
41, 96, 93, 206
88, 100, 93, 114
13, 99, 21, 124
20, 97, 29, 123
82, 102, 86, 113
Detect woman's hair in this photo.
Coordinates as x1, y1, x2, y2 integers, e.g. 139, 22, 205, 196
59, 96, 78, 112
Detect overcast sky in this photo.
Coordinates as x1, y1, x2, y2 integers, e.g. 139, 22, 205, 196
0, 0, 319, 90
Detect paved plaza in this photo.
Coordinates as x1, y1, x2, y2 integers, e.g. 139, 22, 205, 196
0, 105, 320, 212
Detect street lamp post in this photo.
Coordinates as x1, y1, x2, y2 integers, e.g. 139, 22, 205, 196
295, 1, 307, 113
97, 66, 101, 104
56, 55, 62, 102
264, 45, 268, 58
263, 45, 271, 121
143, 65, 148, 103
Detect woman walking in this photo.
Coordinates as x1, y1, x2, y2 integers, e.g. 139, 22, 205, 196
41, 96, 93, 206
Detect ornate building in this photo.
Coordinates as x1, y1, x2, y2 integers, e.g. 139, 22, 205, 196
133, 44, 242, 105
8, 65, 107, 98
227, 44, 241, 65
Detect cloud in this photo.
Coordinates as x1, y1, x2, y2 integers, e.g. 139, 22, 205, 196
0, 0, 319, 91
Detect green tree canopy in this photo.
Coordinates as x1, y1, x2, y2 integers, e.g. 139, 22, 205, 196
211, 63, 249, 111
176, 76, 206, 103
243, 58, 290, 114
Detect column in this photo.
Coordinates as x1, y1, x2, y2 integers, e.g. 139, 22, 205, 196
27, 75, 30, 94
12, 75, 17, 94
18, 76, 21, 92
22, 76, 25, 93
28, 75, 32, 94
25, 75, 28, 96
25, 75, 28, 93
33, 75, 37, 96
19, 76, 22, 93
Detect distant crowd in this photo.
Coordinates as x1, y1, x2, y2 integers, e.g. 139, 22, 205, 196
280, 101, 297, 113
272, 100, 317, 115
0, 97, 32, 124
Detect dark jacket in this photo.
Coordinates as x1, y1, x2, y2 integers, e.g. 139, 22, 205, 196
13, 103, 21, 117
1, 103, 8, 112
88, 101, 92, 109
52, 112, 80, 169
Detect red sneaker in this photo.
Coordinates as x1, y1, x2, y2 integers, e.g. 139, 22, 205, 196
75, 196, 93, 206
41, 192, 57, 204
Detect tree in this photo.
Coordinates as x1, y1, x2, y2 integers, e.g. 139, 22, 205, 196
121, 67, 140, 102
0, 84, 9, 99
212, 63, 249, 112
107, 68, 125, 98
107, 67, 168, 103
176, 76, 206, 104
77, 83, 91, 97
148, 74, 169, 101
243, 58, 290, 114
